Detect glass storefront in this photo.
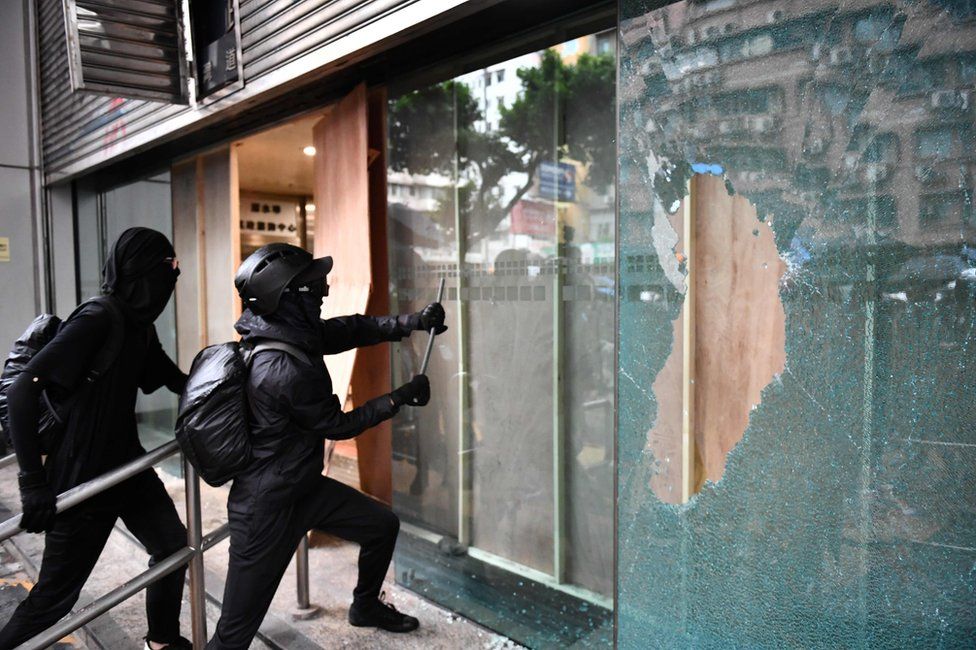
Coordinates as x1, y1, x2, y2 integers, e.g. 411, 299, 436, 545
75, 173, 180, 451
387, 32, 616, 645
618, 1, 975, 647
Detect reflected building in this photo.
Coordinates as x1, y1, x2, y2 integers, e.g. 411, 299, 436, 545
618, 1, 975, 647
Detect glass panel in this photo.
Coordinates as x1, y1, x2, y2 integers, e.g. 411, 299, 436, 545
389, 31, 615, 647
561, 31, 616, 596
75, 181, 103, 302
618, 1, 976, 647
388, 81, 461, 536
75, 173, 178, 449
459, 50, 558, 576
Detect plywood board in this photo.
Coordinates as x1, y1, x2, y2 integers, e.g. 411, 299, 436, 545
647, 174, 786, 503
693, 175, 786, 484
312, 83, 372, 417
353, 87, 393, 503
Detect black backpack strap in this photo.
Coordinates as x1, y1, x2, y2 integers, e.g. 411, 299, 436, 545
247, 339, 313, 366
40, 295, 126, 423
83, 295, 126, 383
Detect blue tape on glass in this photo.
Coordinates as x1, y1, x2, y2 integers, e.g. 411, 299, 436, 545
690, 162, 724, 176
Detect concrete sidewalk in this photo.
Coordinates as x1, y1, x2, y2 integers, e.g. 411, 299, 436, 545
0, 460, 522, 649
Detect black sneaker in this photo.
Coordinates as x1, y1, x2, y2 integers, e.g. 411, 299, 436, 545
348, 592, 420, 633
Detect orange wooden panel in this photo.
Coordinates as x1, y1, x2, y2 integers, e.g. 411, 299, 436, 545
647, 174, 786, 503
353, 87, 393, 503
693, 175, 786, 484
313, 83, 372, 406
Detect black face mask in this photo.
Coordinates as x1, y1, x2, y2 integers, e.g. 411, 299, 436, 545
101, 227, 179, 326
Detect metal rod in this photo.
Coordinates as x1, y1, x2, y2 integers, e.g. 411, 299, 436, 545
0, 453, 17, 470
296, 534, 311, 609
201, 522, 231, 551
20, 546, 194, 650
419, 277, 446, 375
184, 458, 207, 648
0, 440, 180, 542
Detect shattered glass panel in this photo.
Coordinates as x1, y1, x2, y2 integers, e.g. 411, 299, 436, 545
618, 1, 975, 647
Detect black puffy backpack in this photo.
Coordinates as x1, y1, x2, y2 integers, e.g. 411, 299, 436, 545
175, 338, 309, 487
0, 296, 125, 454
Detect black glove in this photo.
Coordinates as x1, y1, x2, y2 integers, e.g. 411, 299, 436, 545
417, 303, 447, 335
390, 375, 430, 407
18, 470, 57, 534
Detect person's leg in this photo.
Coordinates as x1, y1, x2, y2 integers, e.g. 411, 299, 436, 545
0, 504, 116, 649
206, 506, 306, 650
299, 476, 400, 607
117, 470, 188, 646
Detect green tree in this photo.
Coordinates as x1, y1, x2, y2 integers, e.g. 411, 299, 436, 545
388, 49, 615, 240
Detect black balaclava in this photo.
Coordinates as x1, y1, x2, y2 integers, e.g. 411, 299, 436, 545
273, 277, 326, 329
235, 275, 327, 354
101, 227, 180, 326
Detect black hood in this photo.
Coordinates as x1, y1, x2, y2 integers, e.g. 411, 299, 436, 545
101, 227, 179, 326
235, 292, 323, 354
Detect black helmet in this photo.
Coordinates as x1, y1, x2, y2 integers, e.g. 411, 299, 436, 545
235, 243, 333, 315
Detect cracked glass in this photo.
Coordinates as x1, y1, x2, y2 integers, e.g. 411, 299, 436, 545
618, 0, 975, 646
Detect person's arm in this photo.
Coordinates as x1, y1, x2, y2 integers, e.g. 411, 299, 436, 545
319, 314, 419, 355
6, 373, 45, 475
250, 354, 428, 441
318, 301, 447, 354
8, 308, 108, 531
140, 327, 188, 394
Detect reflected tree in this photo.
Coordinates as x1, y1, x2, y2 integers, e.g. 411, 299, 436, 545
388, 50, 615, 240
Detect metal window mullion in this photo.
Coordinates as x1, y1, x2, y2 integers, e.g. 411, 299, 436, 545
552, 62, 567, 584
857, 186, 879, 646
455, 82, 472, 547
553, 250, 566, 582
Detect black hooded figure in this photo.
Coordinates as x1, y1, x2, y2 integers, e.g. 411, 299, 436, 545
0, 228, 192, 650
206, 243, 445, 649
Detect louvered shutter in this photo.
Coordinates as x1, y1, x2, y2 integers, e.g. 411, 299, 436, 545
62, 0, 190, 103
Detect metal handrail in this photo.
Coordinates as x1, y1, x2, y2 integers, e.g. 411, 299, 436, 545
0, 440, 315, 648
0, 440, 181, 542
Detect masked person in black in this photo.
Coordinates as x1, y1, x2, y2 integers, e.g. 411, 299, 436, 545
206, 243, 445, 650
0, 228, 191, 650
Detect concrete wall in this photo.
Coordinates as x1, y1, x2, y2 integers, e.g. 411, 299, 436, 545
0, 0, 41, 354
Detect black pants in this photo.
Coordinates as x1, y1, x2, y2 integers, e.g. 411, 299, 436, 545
0, 469, 187, 649
207, 475, 400, 650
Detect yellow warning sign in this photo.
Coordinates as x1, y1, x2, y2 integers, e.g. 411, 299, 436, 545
0, 237, 9, 262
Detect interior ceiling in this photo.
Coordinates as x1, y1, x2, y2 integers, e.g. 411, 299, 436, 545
236, 111, 328, 196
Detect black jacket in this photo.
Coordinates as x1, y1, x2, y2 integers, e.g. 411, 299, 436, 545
229, 308, 418, 513
13, 303, 185, 493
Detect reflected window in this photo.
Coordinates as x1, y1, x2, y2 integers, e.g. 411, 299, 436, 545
918, 128, 952, 159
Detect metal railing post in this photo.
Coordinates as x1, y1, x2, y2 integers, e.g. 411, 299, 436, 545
292, 534, 320, 620
184, 457, 207, 647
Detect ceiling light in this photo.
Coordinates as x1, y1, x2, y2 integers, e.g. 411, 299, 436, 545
305, 203, 316, 212
303, 146, 316, 156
